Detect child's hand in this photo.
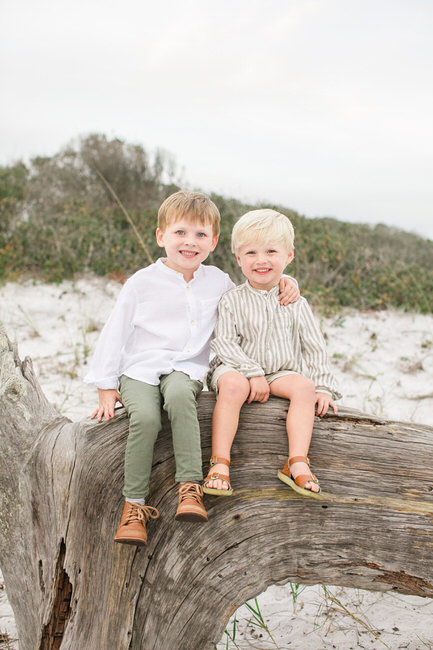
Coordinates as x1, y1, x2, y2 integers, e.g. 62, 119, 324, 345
91, 388, 123, 422
315, 391, 338, 417
279, 277, 300, 305
248, 376, 270, 403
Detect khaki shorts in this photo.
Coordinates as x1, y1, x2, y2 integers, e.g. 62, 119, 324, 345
209, 364, 299, 393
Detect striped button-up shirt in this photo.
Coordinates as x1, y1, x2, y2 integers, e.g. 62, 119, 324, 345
209, 281, 341, 399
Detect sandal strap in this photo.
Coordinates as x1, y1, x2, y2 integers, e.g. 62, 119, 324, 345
209, 456, 230, 467
204, 471, 232, 488
289, 456, 310, 467
287, 456, 320, 488
293, 473, 320, 489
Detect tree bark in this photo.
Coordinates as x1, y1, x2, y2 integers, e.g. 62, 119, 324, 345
1, 327, 433, 650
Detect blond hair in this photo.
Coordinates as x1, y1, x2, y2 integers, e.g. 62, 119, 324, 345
158, 190, 220, 237
231, 209, 294, 253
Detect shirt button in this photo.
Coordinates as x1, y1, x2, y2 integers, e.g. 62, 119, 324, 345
191, 320, 195, 325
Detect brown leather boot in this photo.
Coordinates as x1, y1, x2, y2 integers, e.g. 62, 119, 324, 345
114, 501, 160, 546
175, 482, 208, 522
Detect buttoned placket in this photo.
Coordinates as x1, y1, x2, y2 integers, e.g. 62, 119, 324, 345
253, 288, 277, 373
245, 283, 279, 374
177, 276, 196, 359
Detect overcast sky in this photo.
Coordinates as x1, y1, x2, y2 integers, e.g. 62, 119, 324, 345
1, 0, 432, 240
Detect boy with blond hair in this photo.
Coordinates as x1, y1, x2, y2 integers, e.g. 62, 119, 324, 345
204, 209, 341, 498
85, 192, 299, 545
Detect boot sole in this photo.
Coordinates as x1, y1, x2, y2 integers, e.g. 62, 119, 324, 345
175, 511, 208, 522
114, 536, 147, 546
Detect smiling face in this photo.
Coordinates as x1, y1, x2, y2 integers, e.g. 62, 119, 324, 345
235, 241, 294, 291
156, 218, 218, 281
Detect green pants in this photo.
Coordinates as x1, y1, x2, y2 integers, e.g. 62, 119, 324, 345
119, 372, 203, 498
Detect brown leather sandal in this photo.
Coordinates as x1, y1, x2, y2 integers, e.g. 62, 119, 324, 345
277, 455, 322, 499
203, 456, 233, 496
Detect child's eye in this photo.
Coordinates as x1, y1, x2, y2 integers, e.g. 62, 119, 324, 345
197, 232, 207, 238
246, 250, 256, 255
267, 249, 277, 254
175, 230, 185, 236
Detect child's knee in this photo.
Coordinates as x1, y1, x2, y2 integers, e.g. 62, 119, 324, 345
129, 405, 161, 433
163, 381, 198, 413
291, 376, 316, 400
218, 373, 249, 401
302, 377, 316, 399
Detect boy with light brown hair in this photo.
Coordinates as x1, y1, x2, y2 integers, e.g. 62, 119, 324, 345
85, 193, 300, 545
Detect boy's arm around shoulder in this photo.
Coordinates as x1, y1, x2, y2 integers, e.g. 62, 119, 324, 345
279, 275, 300, 305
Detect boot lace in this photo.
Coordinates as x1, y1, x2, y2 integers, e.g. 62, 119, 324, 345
125, 503, 160, 524
178, 482, 204, 504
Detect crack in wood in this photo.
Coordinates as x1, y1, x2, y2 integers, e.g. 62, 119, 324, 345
328, 560, 433, 597
365, 563, 433, 595
39, 540, 72, 650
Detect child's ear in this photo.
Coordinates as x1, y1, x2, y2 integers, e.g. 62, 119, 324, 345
155, 228, 165, 248
236, 254, 242, 267
286, 248, 295, 264
210, 234, 219, 252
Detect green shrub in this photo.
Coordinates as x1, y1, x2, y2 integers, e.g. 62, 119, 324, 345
1, 135, 432, 313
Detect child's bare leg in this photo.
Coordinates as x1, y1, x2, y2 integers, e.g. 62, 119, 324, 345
206, 371, 250, 491
270, 374, 319, 492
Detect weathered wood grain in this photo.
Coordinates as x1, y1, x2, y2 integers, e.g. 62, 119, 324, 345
1, 327, 433, 650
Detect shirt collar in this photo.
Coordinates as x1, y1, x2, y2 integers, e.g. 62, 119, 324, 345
244, 280, 280, 297
156, 257, 204, 283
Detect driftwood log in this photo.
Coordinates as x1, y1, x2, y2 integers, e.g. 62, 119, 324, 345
1, 328, 433, 650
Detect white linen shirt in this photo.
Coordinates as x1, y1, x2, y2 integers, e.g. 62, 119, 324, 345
209, 281, 342, 399
84, 259, 235, 389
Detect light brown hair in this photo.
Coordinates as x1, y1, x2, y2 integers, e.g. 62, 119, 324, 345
158, 190, 220, 237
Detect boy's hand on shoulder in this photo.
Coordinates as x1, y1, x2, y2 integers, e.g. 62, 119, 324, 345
91, 388, 123, 422
278, 277, 300, 305
248, 376, 270, 404
315, 392, 338, 417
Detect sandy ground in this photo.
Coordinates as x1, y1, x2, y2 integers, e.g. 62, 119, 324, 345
1, 276, 433, 649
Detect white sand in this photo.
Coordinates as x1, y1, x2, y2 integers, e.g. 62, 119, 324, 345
1, 277, 433, 649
